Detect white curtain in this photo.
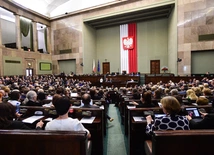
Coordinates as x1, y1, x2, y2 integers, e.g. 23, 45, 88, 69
120, 24, 129, 73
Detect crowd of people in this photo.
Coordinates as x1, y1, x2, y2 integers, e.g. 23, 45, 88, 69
0, 74, 213, 136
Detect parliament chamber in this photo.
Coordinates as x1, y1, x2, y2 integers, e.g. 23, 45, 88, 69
1, 0, 214, 155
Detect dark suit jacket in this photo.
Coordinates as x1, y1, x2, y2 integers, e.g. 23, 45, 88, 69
26, 100, 43, 106
189, 114, 214, 129
5, 121, 41, 130
136, 101, 155, 108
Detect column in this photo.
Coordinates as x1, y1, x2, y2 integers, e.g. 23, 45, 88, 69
32, 21, 38, 52
15, 14, 21, 50
0, 18, 2, 46
46, 26, 51, 54
0, 17, 3, 75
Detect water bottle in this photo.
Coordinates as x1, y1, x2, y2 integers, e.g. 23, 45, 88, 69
16, 103, 20, 113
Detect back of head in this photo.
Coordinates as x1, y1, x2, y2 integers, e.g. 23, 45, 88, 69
26, 90, 37, 100
56, 87, 65, 95
89, 89, 96, 97
0, 102, 16, 123
170, 89, 178, 96
161, 96, 181, 115
196, 96, 209, 105
37, 92, 46, 101
203, 88, 212, 96
82, 93, 91, 105
54, 96, 71, 115
142, 91, 152, 104
52, 94, 61, 106
9, 91, 20, 100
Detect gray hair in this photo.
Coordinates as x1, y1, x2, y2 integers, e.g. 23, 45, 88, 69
26, 90, 37, 100
170, 89, 178, 95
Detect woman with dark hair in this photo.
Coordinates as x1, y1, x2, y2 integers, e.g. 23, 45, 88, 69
132, 91, 155, 108
0, 102, 43, 129
8, 90, 21, 106
152, 89, 162, 106
132, 88, 141, 99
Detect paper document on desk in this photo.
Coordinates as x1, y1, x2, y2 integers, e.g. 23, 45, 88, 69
127, 105, 136, 109
45, 118, 53, 121
22, 116, 44, 124
99, 105, 104, 109
133, 116, 145, 122
80, 116, 95, 124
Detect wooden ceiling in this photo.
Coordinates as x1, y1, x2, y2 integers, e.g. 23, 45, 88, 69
84, 3, 174, 29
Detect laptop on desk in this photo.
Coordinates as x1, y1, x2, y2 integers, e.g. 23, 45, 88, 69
184, 107, 203, 122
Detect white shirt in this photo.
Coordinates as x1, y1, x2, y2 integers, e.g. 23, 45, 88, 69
45, 117, 89, 135
80, 99, 93, 106
8, 100, 21, 106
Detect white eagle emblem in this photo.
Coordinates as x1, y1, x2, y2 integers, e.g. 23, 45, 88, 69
123, 37, 134, 50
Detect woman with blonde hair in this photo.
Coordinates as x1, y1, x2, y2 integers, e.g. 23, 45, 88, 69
146, 96, 189, 135
186, 89, 198, 102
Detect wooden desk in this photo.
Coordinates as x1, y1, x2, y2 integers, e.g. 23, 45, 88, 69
20, 106, 105, 155
123, 100, 140, 135
0, 130, 90, 155
58, 74, 140, 87
72, 108, 104, 155
127, 105, 214, 155
70, 99, 107, 136
145, 130, 214, 155
128, 108, 163, 155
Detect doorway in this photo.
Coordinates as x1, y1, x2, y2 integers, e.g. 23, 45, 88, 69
150, 60, 160, 74
26, 68, 33, 76
103, 62, 110, 74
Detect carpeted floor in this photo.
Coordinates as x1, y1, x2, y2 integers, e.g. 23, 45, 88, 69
104, 104, 128, 155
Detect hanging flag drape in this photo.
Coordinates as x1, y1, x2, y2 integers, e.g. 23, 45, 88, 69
120, 23, 137, 73
97, 60, 100, 73
93, 59, 96, 73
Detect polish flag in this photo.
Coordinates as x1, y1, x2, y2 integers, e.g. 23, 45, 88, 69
120, 23, 137, 74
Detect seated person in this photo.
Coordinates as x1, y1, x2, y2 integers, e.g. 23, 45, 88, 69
37, 90, 46, 105
0, 102, 43, 129
25, 90, 43, 106
81, 93, 114, 122
81, 93, 98, 108
8, 90, 21, 106
152, 89, 162, 106
170, 88, 182, 104
146, 96, 189, 135
45, 96, 91, 138
132, 88, 141, 99
186, 108, 214, 129
132, 91, 155, 108
196, 96, 209, 105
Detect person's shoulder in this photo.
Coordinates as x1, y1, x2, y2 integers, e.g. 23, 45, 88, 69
9, 121, 31, 129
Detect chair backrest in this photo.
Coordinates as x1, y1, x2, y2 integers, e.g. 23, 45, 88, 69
152, 130, 214, 155
0, 130, 88, 155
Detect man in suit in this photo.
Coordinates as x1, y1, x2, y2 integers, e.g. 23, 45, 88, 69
81, 93, 98, 108
26, 90, 42, 106
81, 93, 114, 122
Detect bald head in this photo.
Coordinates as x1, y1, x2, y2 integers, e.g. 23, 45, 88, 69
82, 93, 91, 105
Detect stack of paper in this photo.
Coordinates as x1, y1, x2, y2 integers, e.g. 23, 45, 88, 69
127, 105, 136, 109
133, 116, 145, 122
22, 116, 44, 124
80, 116, 95, 124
